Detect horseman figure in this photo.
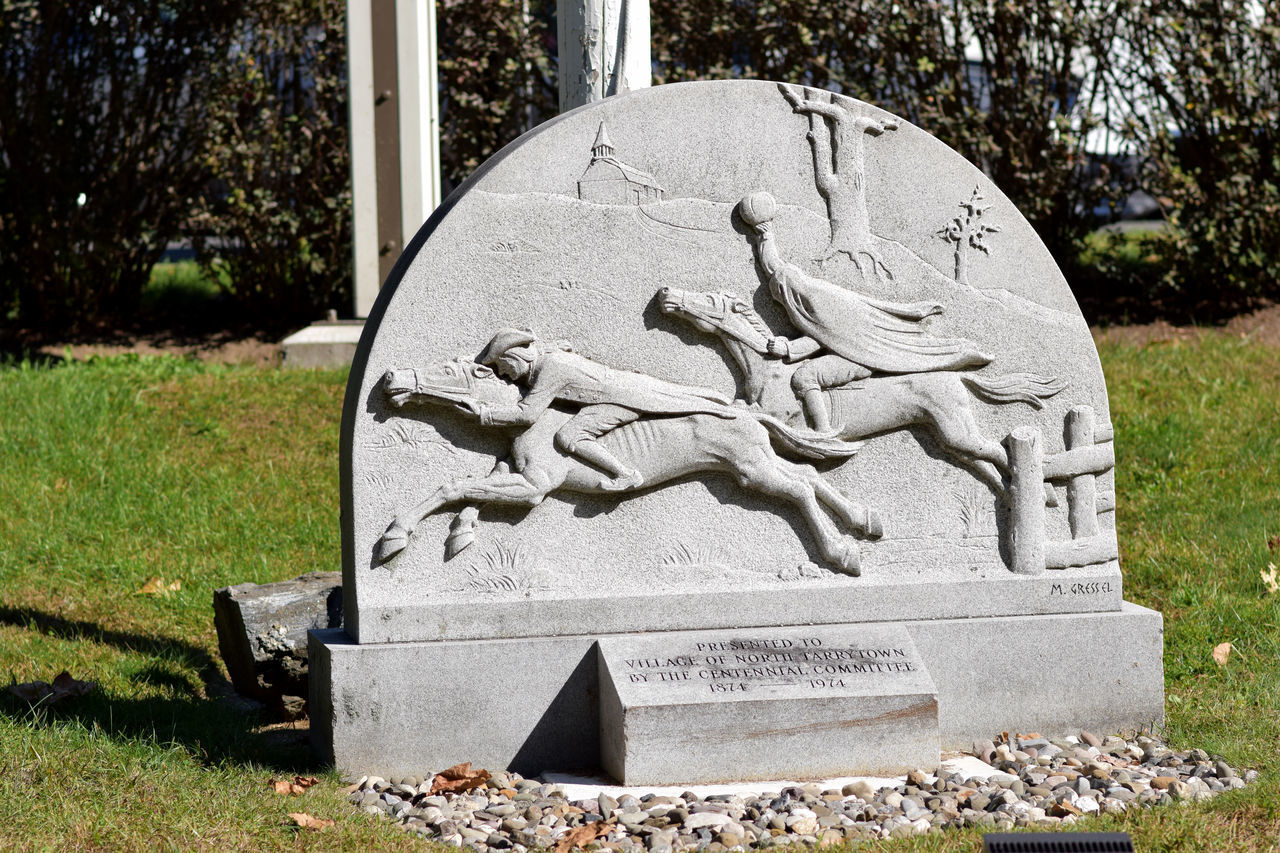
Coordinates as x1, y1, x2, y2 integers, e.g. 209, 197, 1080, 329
474, 328, 735, 490
737, 191, 993, 432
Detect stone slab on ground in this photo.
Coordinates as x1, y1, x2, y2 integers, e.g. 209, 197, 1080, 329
281, 321, 364, 369
311, 603, 1161, 779
910, 602, 1164, 745
543, 754, 998, 801
598, 623, 939, 784
214, 571, 342, 717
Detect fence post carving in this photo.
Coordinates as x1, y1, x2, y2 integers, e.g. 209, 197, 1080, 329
1005, 405, 1118, 574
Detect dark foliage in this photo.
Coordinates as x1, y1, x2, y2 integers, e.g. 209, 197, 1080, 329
0, 0, 244, 330
188, 0, 351, 328
436, 0, 557, 195
1110, 0, 1280, 315
3, 0, 1278, 334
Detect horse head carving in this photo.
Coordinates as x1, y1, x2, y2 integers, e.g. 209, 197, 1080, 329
658, 286, 772, 352
382, 358, 521, 411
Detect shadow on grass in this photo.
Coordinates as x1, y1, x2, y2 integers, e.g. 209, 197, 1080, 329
0, 605, 324, 773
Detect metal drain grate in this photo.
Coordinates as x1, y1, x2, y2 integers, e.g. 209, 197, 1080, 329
983, 832, 1135, 853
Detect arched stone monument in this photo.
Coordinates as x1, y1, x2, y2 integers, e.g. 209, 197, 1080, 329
312, 80, 1163, 784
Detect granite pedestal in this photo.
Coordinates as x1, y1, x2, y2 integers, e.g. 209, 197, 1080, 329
311, 603, 1162, 779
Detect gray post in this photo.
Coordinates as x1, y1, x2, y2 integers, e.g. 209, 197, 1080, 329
557, 0, 651, 112
1006, 426, 1046, 575
348, 0, 441, 318
1064, 405, 1100, 540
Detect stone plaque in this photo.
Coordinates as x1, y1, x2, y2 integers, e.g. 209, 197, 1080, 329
342, 80, 1121, 645
598, 624, 939, 784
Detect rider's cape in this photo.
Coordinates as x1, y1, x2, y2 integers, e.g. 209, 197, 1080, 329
768, 260, 993, 374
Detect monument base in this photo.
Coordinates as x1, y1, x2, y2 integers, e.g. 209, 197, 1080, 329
311, 602, 1163, 780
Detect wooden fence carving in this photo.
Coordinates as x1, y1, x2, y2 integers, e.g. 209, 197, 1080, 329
1006, 405, 1118, 575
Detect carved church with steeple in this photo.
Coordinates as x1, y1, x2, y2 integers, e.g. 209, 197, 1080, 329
576, 122, 665, 205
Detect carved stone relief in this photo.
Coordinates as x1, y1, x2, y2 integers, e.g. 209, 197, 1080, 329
347, 81, 1121, 642
376, 343, 878, 577
778, 84, 897, 278
658, 282, 1065, 495
937, 187, 1003, 287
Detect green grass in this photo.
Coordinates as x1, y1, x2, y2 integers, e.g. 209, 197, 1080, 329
0, 355, 412, 850
1, 342, 1279, 850
140, 261, 230, 328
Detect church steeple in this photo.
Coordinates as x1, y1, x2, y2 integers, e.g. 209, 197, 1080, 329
591, 121, 616, 160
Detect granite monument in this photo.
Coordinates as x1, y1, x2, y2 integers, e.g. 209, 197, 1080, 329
312, 80, 1163, 784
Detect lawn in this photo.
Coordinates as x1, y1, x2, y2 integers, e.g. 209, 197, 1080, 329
0, 338, 1277, 851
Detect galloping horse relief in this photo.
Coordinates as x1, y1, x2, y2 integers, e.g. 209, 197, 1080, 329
658, 284, 1065, 495
367, 82, 1085, 581
374, 347, 880, 576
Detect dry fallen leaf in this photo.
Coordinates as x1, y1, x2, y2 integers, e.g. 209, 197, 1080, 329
288, 812, 334, 831
429, 762, 491, 794
1050, 800, 1082, 817
137, 576, 181, 596
553, 821, 612, 853
268, 776, 319, 796
8, 671, 96, 706
1212, 641, 1232, 666
1262, 563, 1279, 594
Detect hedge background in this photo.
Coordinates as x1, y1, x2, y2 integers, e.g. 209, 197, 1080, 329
1, 0, 1276, 334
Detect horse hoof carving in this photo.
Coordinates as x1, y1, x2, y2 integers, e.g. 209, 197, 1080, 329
864, 509, 884, 540
834, 540, 861, 577
444, 527, 475, 560
374, 524, 410, 564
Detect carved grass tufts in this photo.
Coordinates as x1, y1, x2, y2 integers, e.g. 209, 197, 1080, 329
465, 540, 546, 593
956, 484, 995, 538
661, 541, 726, 570
367, 422, 454, 453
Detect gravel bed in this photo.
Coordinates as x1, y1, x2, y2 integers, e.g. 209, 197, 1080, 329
346, 732, 1254, 850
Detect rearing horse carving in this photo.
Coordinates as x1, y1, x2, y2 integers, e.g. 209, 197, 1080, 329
658, 287, 1066, 492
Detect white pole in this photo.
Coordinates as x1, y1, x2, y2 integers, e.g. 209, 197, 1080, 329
396, 0, 442, 243
557, 0, 651, 112
347, 0, 380, 317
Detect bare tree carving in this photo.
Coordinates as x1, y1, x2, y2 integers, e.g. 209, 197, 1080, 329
779, 84, 897, 280
937, 186, 1002, 287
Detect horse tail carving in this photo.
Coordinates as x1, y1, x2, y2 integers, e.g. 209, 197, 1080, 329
962, 372, 1067, 409
752, 413, 863, 460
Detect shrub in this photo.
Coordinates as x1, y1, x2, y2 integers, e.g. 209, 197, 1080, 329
1112, 0, 1280, 313
189, 0, 351, 327
436, 0, 556, 195
0, 0, 243, 331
